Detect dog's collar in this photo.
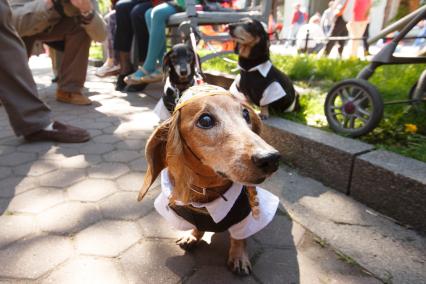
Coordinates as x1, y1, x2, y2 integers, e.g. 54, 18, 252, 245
238, 60, 272, 77
173, 84, 231, 113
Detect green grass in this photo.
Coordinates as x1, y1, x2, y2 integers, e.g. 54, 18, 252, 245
89, 43, 104, 61
202, 54, 426, 163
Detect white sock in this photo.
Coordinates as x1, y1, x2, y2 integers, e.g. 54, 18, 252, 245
43, 122, 54, 131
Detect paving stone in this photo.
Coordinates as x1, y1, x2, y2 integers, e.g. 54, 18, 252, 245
0, 145, 14, 156
92, 135, 121, 144
39, 147, 80, 160
129, 158, 147, 172
137, 211, 187, 239
297, 233, 381, 284
115, 140, 146, 151
75, 220, 141, 257
116, 172, 145, 192
103, 150, 140, 163
78, 143, 114, 155
42, 256, 126, 284
86, 129, 103, 138
88, 162, 130, 179
0, 152, 37, 166
186, 266, 258, 284
59, 155, 92, 169
0, 215, 37, 249
13, 160, 57, 177
0, 176, 39, 197
101, 125, 117, 135
351, 150, 426, 232
0, 167, 12, 180
0, 235, 73, 279
253, 214, 305, 248
99, 191, 155, 221
252, 249, 300, 283
37, 202, 102, 234
16, 142, 52, 153
39, 168, 85, 188
68, 179, 117, 202
7, 188, 65, 214
119, 240, 195, 284
84, 121, 113, 130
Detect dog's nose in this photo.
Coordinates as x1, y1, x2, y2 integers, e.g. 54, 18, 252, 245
251, 152, 281, 173
180, 68, 188, 76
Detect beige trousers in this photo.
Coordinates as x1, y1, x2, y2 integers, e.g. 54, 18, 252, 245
22, 17, 92, 93
346, 20, 368, 57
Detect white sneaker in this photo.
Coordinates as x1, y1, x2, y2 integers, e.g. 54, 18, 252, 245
95, 63, 120, 77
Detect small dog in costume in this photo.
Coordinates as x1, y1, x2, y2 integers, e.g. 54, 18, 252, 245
138, 84, 280, 275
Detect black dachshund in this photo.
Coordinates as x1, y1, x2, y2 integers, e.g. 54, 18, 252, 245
229, 18, 298, 119
154, 43, 199, 119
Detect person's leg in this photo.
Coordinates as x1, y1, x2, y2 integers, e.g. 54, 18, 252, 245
0, 0, 90, 143
34, 17, 91, 93
125, 3, 176, 84
0, 0, 51, 136
143, 3, 176, 72
130, 1, 152, 63
115, 0, 140, 75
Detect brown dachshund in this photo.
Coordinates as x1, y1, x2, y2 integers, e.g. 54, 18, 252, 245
138, 85, 280, 275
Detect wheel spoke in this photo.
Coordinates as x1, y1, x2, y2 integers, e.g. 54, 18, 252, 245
354, 114, 368, 124
356, 107, 371, 117
351, 89, 364, 101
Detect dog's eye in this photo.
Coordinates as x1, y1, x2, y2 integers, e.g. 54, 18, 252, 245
197, 114, 215, 129
242, 109, 251, 124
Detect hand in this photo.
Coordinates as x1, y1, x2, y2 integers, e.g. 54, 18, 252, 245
70, 0, 93, 13
44, 0, 53, 9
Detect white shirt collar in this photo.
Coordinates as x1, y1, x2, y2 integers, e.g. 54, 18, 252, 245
238, 60, 272, 78
160, 169, 243, 223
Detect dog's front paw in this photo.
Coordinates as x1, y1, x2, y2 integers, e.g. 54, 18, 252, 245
228, 238, 251, 276
228, 255, 252, 276
176, 229, 204, 251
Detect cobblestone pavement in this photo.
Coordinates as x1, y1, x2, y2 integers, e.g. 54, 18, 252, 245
0, 55, 382, 284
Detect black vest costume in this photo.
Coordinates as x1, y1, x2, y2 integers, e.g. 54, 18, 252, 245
170, 186, 251, 232
238, 63, 296, 112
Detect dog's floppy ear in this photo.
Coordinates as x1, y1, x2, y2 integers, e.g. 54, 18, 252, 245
162, 49, 173, 81
243, 103, 262, 135
138, 119, 171, 201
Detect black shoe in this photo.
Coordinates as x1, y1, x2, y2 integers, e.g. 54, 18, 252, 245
116, 74, 128, 92
125, 83, 148, 92
25, 121, 90, 143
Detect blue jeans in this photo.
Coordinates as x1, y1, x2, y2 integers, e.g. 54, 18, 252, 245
143, 3, 177, 72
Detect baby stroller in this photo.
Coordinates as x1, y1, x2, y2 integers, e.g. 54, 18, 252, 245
324, 6, 426, 137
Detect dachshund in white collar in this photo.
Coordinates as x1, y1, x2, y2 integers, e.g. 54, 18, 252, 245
229, 18, 298, 120
138, 85, 280, 275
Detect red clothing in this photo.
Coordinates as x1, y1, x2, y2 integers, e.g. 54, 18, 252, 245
291, 10, 308, 25
353, 0, 371, 21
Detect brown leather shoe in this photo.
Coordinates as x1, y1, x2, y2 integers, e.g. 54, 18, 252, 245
56, 90, 92, 105
25, 121, 90, 143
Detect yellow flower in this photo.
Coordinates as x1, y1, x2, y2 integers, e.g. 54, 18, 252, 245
405, 124, 417, 134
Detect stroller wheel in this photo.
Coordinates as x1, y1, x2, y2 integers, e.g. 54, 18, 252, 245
324, 79, 383, 137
